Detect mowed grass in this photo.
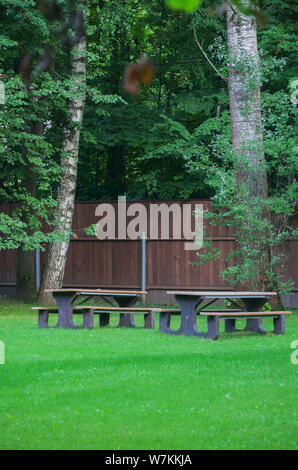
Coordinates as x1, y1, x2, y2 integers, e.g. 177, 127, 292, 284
0, 300, 297, 450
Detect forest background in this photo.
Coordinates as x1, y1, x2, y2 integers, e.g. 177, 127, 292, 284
0, 0, 297, 302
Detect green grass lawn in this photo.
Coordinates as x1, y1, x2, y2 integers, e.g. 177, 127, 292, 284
0, 300, 297, 450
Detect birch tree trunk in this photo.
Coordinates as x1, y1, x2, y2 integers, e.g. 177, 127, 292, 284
38, 10, 86, 304
226, 5, 269, 291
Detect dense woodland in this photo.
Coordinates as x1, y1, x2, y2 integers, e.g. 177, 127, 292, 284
0, 0, 297, 301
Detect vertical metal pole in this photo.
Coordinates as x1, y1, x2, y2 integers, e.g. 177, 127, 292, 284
141, 232, 146, 305
35, 248, 40, 293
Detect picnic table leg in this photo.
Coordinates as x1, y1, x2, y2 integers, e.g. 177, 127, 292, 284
273, 314, 285, 335
159, 311, 171, 333
97, 295, 118, 327
242, 298, 267, 334
225, 316, 248, 333
53, 292, 79, 329
225, 318, 237, 333
38, 309, 49, 328
207, 315, 220, 340
173, 295, 205, 337
82, 308, 94, 329
99, 312, 110, 327
114, 295, 138, 328
224, 297, 268, 334
144, 310, 155, 329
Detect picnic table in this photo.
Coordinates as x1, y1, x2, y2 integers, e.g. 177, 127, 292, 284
44, 288, 147, 329
164, 291, 287, 339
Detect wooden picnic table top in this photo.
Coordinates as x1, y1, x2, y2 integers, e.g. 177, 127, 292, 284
45, 288, 148, 295
167, 290, 277, 297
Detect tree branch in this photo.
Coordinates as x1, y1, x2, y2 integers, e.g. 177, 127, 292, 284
193, 27, 228, 82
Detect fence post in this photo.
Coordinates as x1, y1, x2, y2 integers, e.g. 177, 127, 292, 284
35, 248, 40, 293
141, 232, 146, 305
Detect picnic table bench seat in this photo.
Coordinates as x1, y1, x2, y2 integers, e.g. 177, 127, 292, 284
32, 306, 83, 329
199, 310, 292, 340
32, 306, 180, 330
158, 307, 291, 340
75, 306, 180, 329
158, 308, 241, 332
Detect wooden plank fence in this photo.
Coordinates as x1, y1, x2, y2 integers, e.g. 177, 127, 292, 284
0, 199, 297, 304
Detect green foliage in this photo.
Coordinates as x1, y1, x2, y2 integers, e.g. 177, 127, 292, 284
77, 0, 227, 200
167, 0, 202, 13
193, 83, 297, 292
0, 0, 124, 248
167, 0, 268, 24
180, 0, 298, 294
0, 0, 296, 297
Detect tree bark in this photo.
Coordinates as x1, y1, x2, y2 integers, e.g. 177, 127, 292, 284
38, 8, 86, 304
226, 5, 269, 291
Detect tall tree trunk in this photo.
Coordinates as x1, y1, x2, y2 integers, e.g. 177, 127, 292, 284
38, 8, 86, 304
226, 5, 270, 291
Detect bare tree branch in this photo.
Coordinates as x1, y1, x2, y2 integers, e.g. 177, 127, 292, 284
193, 27, 228, 82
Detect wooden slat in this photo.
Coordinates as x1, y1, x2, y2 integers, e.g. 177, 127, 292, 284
32, 306, 180, 313
75, 306, 180, 312
147, 286, 234, 290
76, 306, 154, 311
200, 311, 291, 316
32, 307, 58, 310
0, 200, 297, 295
167, 291, 277, 296
199, 309, 240, 312
32, 307, 82, 311
44, 288, 148, 294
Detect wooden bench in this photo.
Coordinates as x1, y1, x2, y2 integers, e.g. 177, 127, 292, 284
200, 310, 292, 340
159, 309, 241, 334
75, 306, 181, 329
32, 307, 82, 329
32, 306, 181, 329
